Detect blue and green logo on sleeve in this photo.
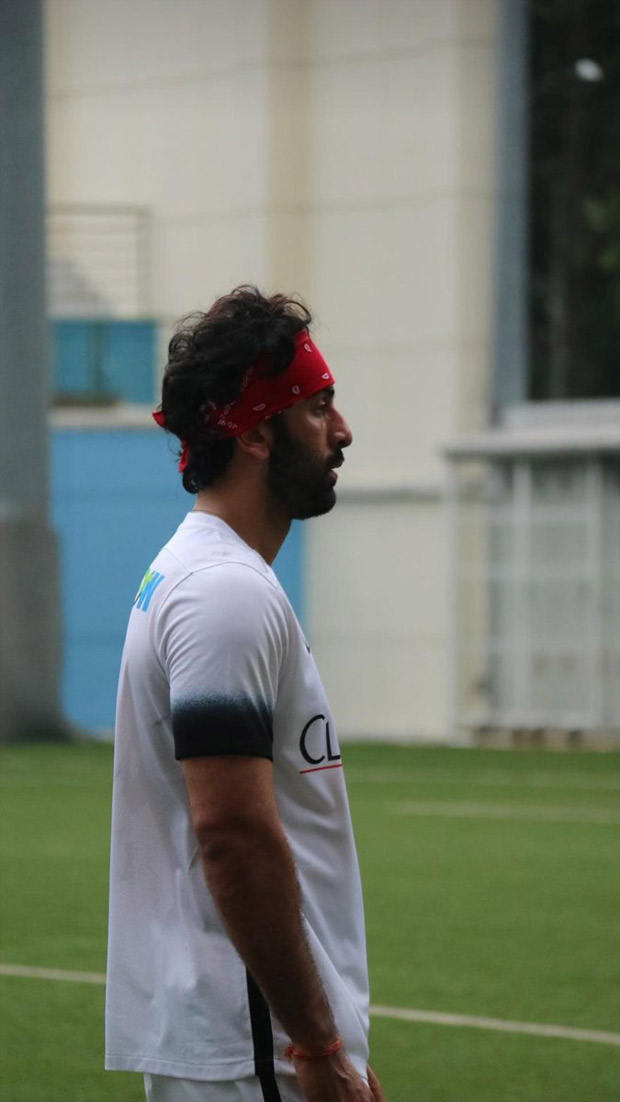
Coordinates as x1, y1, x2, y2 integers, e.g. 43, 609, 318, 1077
134, 568, 165, 612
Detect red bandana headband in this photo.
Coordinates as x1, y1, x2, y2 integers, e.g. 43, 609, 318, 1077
152, 331, 335, 471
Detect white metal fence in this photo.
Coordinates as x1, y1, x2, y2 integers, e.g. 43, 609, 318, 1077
446, 412, 620, 739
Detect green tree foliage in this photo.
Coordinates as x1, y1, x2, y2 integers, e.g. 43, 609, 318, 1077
530, 0, 620, 399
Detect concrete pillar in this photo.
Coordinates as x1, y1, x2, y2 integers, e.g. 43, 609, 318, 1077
266, 0, 312, 293
491, 0, 529, 417
0, 0, 67, 740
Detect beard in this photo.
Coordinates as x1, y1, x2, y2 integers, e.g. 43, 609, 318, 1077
267, 417, 343, 521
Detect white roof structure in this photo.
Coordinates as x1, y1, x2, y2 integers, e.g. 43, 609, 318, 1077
445, 401, 620, 460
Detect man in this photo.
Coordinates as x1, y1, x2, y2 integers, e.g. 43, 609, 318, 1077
106, 286, 384, 1102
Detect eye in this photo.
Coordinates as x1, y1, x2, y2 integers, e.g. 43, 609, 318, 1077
313, 389, 335, 416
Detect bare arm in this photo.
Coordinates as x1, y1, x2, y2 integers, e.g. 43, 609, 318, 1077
183, 754, 334, 1048
182, 754, 372, 1100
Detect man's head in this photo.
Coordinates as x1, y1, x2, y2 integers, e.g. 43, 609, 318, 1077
156, 286, 351, 518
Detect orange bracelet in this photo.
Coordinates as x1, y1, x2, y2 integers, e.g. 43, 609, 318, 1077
285, 1036, 343, 1060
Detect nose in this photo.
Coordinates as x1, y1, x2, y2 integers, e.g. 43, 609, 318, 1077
333, 406, 353, 449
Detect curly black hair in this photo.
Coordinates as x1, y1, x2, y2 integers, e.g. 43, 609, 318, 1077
157, 285, 312, 493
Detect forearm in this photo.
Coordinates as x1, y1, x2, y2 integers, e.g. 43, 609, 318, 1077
197, 821, 337, 1051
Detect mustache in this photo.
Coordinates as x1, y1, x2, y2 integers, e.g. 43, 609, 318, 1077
327, 450, 345, 471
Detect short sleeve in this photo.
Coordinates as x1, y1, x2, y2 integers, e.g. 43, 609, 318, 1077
158, 563, 288, 761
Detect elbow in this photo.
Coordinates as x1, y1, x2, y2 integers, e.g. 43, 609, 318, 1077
192, 813, 279, 866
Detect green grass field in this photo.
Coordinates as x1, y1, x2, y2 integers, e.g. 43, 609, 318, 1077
1, 742, 619, 1101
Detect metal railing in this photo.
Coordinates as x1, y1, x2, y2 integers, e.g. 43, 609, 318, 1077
47, 203, 151, 319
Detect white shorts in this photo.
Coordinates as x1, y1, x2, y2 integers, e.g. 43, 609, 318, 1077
143, 1073, 303, 1102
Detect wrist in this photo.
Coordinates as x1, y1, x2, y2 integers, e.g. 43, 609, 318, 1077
285, 1036, 343, 1061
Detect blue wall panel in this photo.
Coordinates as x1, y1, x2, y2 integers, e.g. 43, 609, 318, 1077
51, 428, 304, 732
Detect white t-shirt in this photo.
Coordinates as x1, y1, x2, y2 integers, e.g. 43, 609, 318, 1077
105, 512, 369, 1082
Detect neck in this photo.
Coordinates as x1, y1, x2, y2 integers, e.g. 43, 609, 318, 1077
193, 484, 290, 565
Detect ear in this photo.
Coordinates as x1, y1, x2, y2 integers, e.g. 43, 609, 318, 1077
235, 420, 273, 462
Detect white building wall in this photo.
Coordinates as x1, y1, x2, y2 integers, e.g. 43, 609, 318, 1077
302, 0, 497, 738
45, 0, 499, 740
46, 0, 275, 317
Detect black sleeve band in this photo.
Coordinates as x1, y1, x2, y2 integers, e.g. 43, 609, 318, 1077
172, 694, 274, 761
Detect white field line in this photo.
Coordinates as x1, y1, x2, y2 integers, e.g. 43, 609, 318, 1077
370, 1005, 620, 1047
393, 801, 620, 824
346, 768, 620, 792
2, 963, 619, 1047
0, 963, 105, 984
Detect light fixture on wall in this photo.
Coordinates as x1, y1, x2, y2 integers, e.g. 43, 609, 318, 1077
574, 58, 604, 82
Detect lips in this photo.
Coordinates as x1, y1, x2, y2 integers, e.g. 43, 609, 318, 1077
326, 455, 343, 484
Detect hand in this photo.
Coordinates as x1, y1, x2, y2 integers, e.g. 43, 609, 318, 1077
292, 1048, 373, 1101
367, 1064, 386, 1101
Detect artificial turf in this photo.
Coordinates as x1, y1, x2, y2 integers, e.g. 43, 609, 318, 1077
1, 742, 619, 1101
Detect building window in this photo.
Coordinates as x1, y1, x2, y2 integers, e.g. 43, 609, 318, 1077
47, 205, 156, 405
52, 320, 157, 405
529, 0, 620, 401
